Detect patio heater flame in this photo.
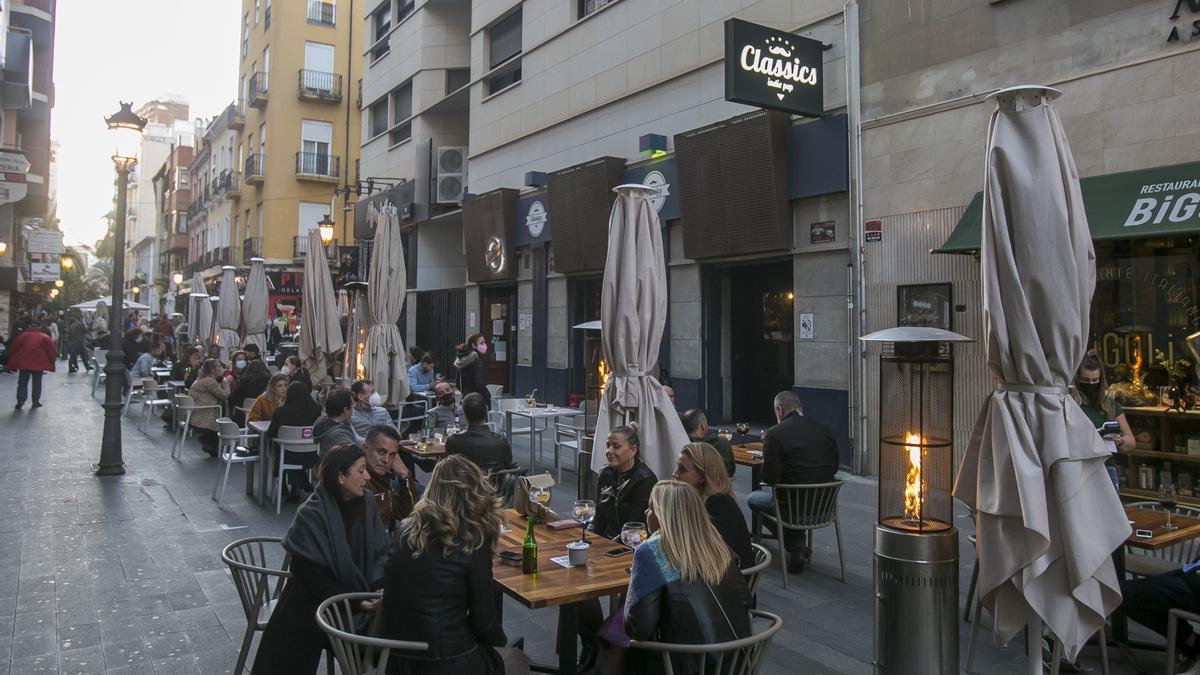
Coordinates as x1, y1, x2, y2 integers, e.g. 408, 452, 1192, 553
903, 432, 924, 524
598, 359, 611, 391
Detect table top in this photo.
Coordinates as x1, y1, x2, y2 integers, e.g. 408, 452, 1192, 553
399, 439, 446, 457
1126, 506, 1200, 550
247, 420, 271, 433
731, 442, 763, 467
507, 407, 583, 419
492, 509, 632, 609
167, 380, 186, 388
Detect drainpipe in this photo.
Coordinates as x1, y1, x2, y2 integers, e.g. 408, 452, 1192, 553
343, 0, 355, 244
844, 0, 868, 475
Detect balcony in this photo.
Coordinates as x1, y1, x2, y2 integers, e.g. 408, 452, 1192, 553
219, 171, 242, 199
295, 152, 339, 182
243, 237, 263, 262
244, 154, 265, 185
229, 100, 245, 130
248, 72, 268, 108
163, 232, 188, 253
298, 70, 342, 103
307, 0, 335, 26
294, 235, 338, 259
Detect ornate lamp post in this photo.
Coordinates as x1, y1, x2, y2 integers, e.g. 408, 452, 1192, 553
97, 101, 147, 476
318, 213, 335, 247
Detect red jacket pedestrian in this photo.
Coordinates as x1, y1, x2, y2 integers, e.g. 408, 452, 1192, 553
6, 325, 56, 372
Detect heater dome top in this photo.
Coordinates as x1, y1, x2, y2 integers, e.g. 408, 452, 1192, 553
859, 326, 973, 343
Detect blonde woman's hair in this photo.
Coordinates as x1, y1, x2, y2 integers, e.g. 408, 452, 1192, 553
402, 455, 502, 558
681, 442, 732, 500
650, 480, 731, 585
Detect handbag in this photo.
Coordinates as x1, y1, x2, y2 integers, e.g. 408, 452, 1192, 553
515, 472, 556, 519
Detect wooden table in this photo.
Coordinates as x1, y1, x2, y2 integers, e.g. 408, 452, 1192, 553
732, 442, 764, 491
398, 439, 446, 459
1125, 506, 1200, 550
492, 509, 631, 675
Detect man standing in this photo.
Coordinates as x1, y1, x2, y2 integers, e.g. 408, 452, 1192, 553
445, 393, 514, 473
747, 390, 839, 572
312, 388, 361, 454
407, 353, 436, 394
349, 379, 395, 438
362, 424, 416, 533
66, 317, 91, 373
6, 319, 57, 409
680, 409, 735, 476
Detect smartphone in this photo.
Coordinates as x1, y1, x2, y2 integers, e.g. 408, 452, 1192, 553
1134, 529, 1153, 539
604, 547, 633, 558
1099, 421, 1120, 437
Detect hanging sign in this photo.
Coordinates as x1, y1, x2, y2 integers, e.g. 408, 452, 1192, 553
724, 18, 824, 117
0, 150, 28, 205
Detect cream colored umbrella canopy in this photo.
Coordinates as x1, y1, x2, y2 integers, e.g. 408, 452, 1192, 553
590, 184, 690, 480
216, 265, 242, 362
364, 203, 410, 405
242, 258, 269, 353
299, 229, 344, 387
189, 273, 214, 348
953, 86, 1128, 664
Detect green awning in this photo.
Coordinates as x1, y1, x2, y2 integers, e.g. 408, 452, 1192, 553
934, 161, 1200, 254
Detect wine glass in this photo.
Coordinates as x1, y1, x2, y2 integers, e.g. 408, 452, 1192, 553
528, 485, 550, 524
1160, 484, 1180, 531
573, 500, 595, 543
621, 522, 649, 550
525, 389, 538, 410
735, 421, 750, 445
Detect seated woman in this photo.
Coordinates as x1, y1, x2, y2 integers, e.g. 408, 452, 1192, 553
380, 454, 508, 674
623, 481, 752, 675
187, 358, 231, 457
248, 373, 289, 424
1073, 350, 1135, 489
231, 358, 271, 425
267, 381, 325, 500
671, 442, 754, 570
591, 424, 658, 539
282, 354, 314, 393
251, 444, 388, 675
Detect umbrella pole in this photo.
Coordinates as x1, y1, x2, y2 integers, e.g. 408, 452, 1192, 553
1028, 618, 1044, 674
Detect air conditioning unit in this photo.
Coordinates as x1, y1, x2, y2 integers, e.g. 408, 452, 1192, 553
435, 146, 467, 204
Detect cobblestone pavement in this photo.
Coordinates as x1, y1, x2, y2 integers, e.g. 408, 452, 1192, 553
0, 366, 1154, 673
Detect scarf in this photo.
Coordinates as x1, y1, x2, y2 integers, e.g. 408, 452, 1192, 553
282, 484, 388, 591
626, 535, 679, 610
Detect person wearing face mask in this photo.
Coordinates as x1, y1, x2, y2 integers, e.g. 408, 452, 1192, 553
224, 350, 249, 391
427, 381, 462, 430
281, 354, 314, 393
349, 379, 395, 438
1073, 350, 1134, 489
231, 359, 271, 426
454, 333, 491, 406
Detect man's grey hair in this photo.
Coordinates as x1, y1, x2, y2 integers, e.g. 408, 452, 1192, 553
773, 390, 802, 413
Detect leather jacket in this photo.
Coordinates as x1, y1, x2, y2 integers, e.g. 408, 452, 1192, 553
592, 460, 657, 539
445, 425, 513, 472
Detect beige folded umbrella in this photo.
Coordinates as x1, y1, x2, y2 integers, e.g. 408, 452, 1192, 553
365, 204, 410, 405
242, 258, 269, 353
590, 184, 691, 480
299, 228, 343, 386
953, 86, 1128, 665
216, 265, 241, 362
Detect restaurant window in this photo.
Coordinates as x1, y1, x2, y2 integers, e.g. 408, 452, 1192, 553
369, 97, 388, 138
486, 8, 522, 95
578, 0, 617, 19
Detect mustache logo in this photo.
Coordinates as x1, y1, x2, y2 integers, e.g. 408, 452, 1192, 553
767, 45, 792, 58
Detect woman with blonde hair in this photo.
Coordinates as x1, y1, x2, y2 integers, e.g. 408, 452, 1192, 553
380, 454, 510, 674
671, 442, 754, 570
623, 480, 752, 675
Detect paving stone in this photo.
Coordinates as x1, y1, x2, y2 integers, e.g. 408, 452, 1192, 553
58, 645, 106, 674
58, 623, 101, 652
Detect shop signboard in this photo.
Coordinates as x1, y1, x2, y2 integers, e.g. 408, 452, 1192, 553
623, 158, 680, 222
26, 228, 63, 254
0, 150, 28, 205
28, 262, 59, 282
724, 18, 824, 117
865, 219, 882, 243
267, 270, 303, 295
515, 190, 551, 246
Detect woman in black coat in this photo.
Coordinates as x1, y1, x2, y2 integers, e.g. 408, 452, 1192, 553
670, 442, 755, 570
230, 359, 271, 426
267, 382, 324, 497
452, 333, 490, 405
251, 444, 389, 675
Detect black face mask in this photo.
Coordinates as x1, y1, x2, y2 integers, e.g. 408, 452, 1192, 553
1077, 381, 1102, 402
439, 394, 455, 407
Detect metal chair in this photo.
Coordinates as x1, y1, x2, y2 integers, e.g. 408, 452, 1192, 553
316, 592, 429, 675
552, 416, 584, 484
742, 543, 772, 599
752, 481, 846, 588
221, 536, 291, 675
121, 375, 145, 416
1124, 501, 1200, 577
137, 378, 173, 432
272, 425, 317, 515
213, 418, 260, 507
486, 466, 527, 508
172, 394, 221, 460
627, 609, 783, 675
396, 399, 428, 434
90, 350, 107, 397
1167, 608, 1200, 675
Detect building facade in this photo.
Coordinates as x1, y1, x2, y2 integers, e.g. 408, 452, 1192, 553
152, 141, 193, 313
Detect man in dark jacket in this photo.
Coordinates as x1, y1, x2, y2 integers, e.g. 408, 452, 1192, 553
66, 318, 91, 373
748, 390, 839, 572
363, 424, 416, 533
445, 393, 513, 472
1122, 564, 1200, 672
680, 408, 735, 476
312, 388, 361, 454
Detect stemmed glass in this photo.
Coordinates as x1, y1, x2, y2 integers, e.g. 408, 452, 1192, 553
528, 485, 550, 524
573, 500, 595, 543
735, 421, 750, 445
525, 389, 539, 410
1160, 484, 1180, 531
621, 522, 649, 550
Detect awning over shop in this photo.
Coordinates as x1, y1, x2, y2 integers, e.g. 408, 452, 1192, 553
935, 161, 1200, 254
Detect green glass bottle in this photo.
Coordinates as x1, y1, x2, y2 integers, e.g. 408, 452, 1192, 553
522, 517, 538, 574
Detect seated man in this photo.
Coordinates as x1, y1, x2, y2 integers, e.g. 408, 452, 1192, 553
362, 424, 416, 533
350, 379, 395, 438
427, 381, 462, 430
407, 353, 436, 394
680, 408, 735, 477
747, 390, 839, 573
1122, 564, 1200, 672
242, 342, 262, 362
128, 340, 164, 384
445, 393, 514, 473
312, 388, 360, 454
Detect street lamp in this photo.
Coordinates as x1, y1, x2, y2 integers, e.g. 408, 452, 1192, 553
97, 101, 146, 477
0, 241, 7, 255
172, 272, 183, 286
54, 279, 63, 288
60, 255, 74, 270
318, 213, 335, 246
131, 285, 140, 297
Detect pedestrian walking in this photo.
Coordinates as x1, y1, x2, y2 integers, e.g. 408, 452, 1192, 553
6, 319, 57, 409
66, 318, 91, 373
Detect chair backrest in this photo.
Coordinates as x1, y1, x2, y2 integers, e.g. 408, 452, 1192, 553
142, 378, 159, 393
243, 397, 257, 410
95, 351, 107, 367
486, 384, 503, 399
486, 466, 525, 507
220, 536, 291, 625
628, 609, 783, 675
1126, 501, 1200, 563
217, 418, 242, 440
175, 394, 196, 409
316, 592, 429, 675
742, 543, 772, 597
771, 481, 844, 532
277, 425, 314, 442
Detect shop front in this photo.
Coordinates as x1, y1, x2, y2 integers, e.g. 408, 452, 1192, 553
462, 188, 520, 393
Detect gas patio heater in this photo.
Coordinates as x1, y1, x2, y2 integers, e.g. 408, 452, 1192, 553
341, 280, 368, 383
860, 325, 971, 675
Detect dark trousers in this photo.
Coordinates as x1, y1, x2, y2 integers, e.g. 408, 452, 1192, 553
16, 371, 43, 404
67, 341, 89, 372
1121, 570, 1200, 642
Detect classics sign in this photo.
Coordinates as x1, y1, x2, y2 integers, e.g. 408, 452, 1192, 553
724, 18, 823, 118
525, 200, 547, 237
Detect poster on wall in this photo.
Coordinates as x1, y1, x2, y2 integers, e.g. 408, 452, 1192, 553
810, 220, 835, 244
897, 283, 952, 330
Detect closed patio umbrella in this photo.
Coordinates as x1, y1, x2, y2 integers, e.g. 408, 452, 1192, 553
953, 86, 1128, 666
188, 274, 212, 348
216, 265, 241, 361
242, 257, 269, 353
299, 228, 343, 387
590, 184, 690, 481
364, 203, 410, 405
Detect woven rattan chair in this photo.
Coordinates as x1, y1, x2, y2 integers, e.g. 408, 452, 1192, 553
752, 481, 846, 588
316, 592, 429, 675
221, 536, 291, 675
742, 543, 772, 598
628, 609, 783, 675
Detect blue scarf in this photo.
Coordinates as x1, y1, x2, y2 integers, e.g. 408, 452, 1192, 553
626, 534, 679, 610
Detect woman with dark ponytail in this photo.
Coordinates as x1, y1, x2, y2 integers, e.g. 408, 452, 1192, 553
454, 333, 490, 405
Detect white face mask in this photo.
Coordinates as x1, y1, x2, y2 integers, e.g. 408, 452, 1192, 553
235, 360, 247, 370
368, 392, 382, 407
280, 365, 291, 376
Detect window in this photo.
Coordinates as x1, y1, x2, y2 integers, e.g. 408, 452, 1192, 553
369, 3, 391, 61
446, 68, 470, 94
255, 206, 262, 238
389, 80, 413, 145
177, 212, 188, 234
177, 168, 189, 189
300, 120, 333, 174
254, 0, 260, 24
308, 0, 336, 26
299, 202, 327, 237
303, 42, 336, 92
241, 14, 249, 57
486, 8, 522, 94
578, 0, 616, 19
265, 0, 271, 27
369, 97, 388, 138
239, 74, 246, 104
258, 123, 266, 158
397, 0, 415, 22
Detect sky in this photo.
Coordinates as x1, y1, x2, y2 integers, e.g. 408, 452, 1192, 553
54, 0, 240, 248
